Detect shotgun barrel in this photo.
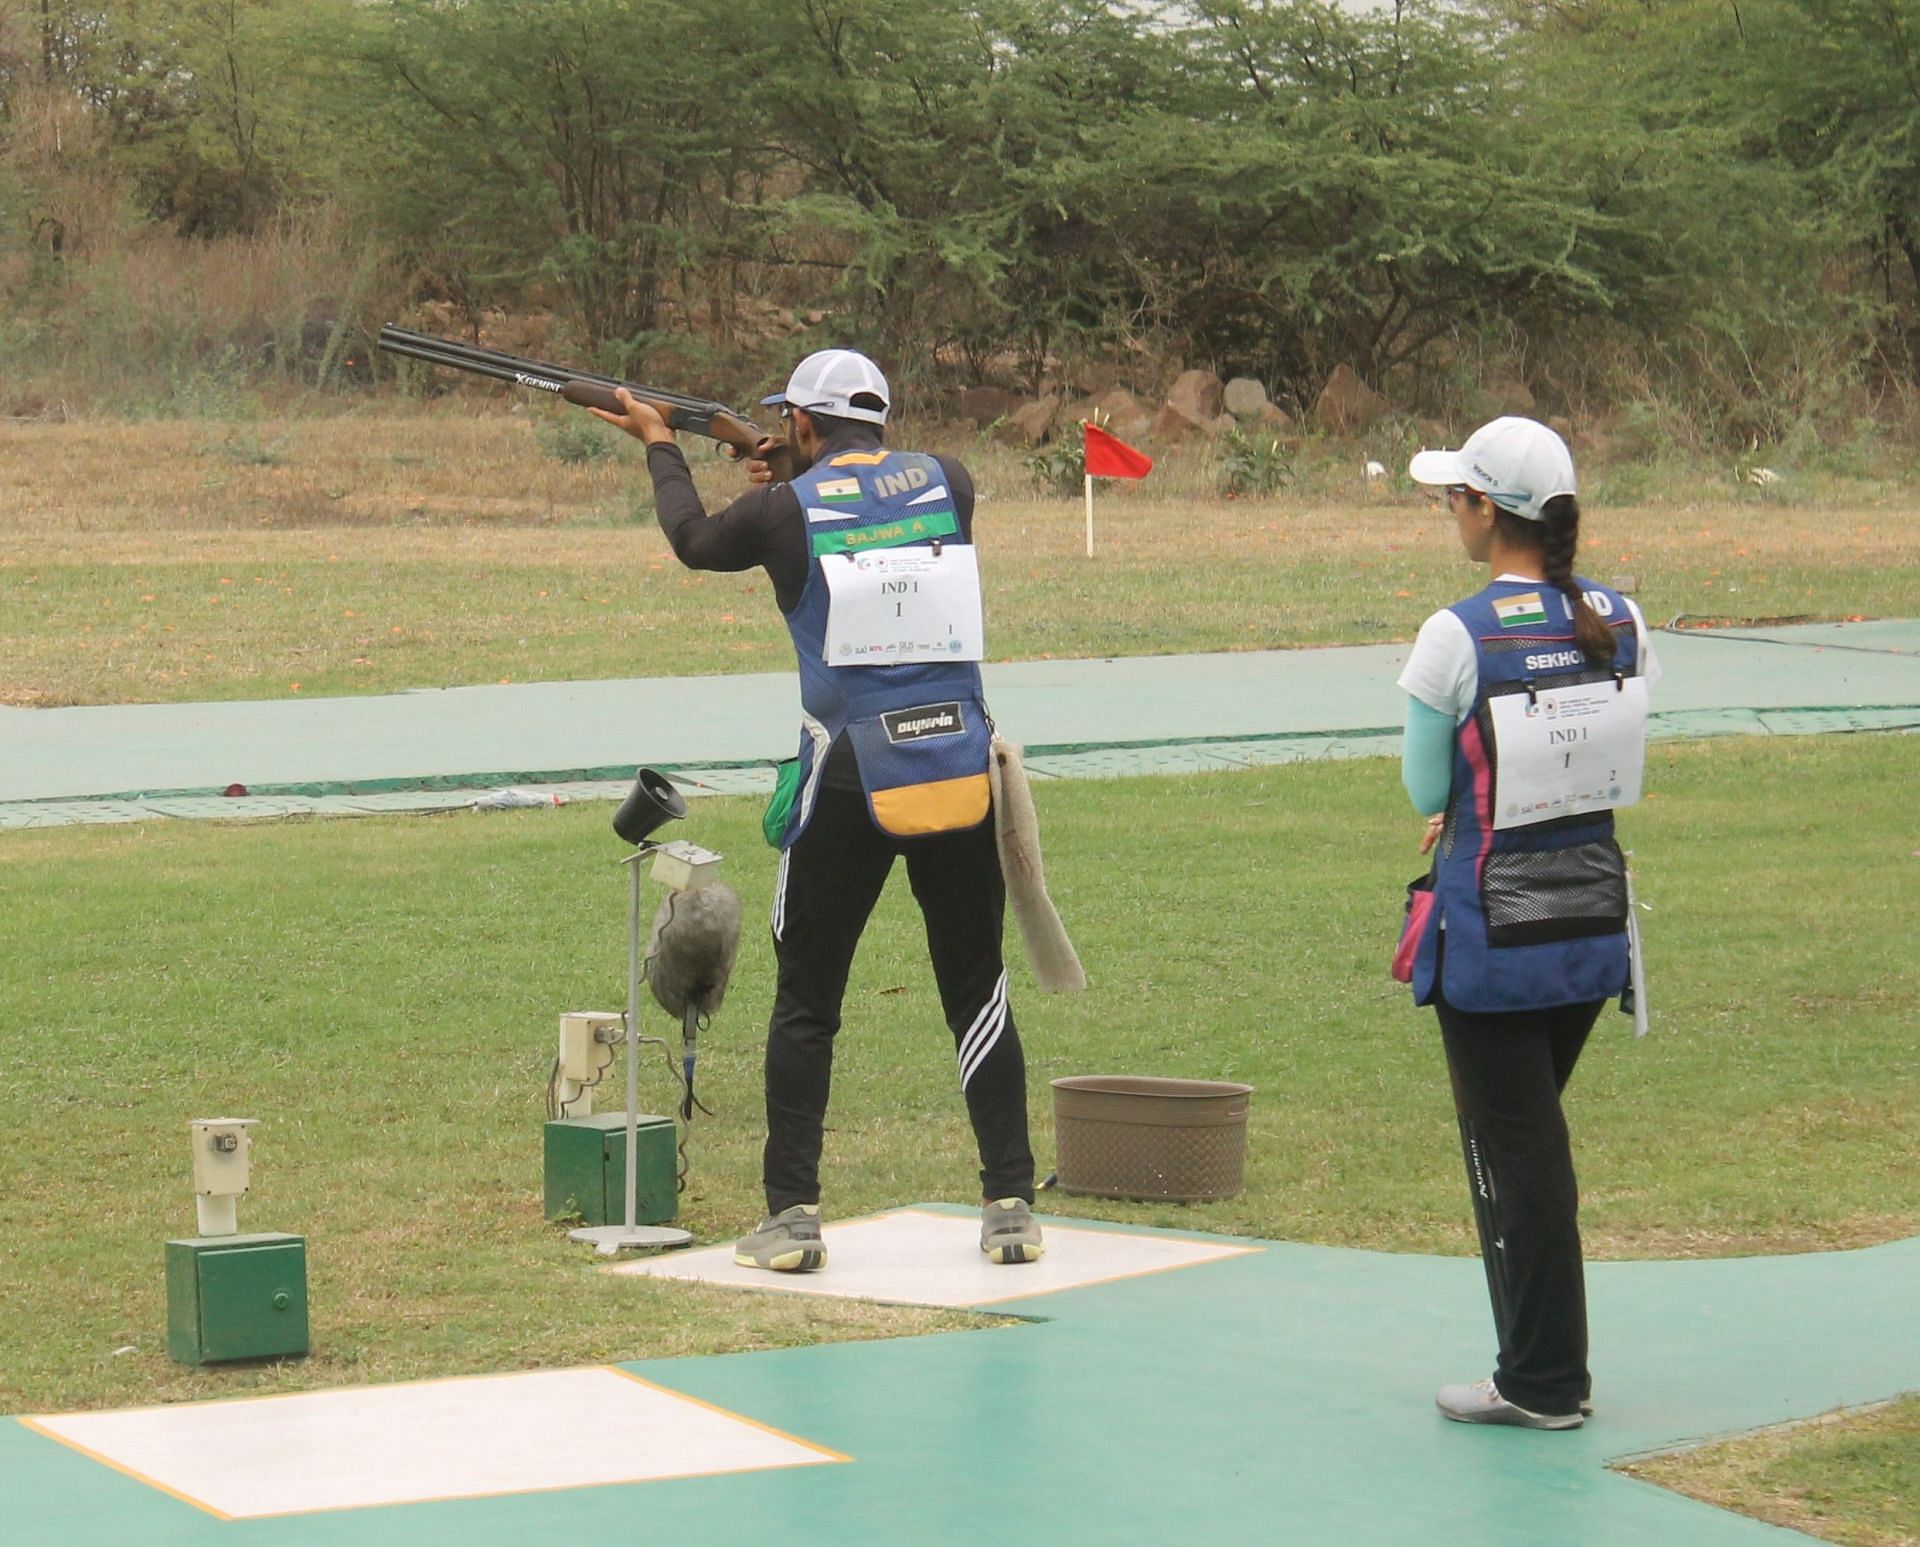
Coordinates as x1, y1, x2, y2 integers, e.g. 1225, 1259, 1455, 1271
376, 324, 792, 478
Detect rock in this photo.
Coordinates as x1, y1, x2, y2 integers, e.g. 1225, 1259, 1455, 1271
1257, 401, 1295, 432
1466, 381, 1537, 421
1222, 377, 1270, 418
1314, 365, 1389, 435
1067, 359, 1122, 396
1498, 380, 1538, 414
956, 386, 1025, 429
996, 395, 1062, 446
1150, 402, 1232, 440
1167, 368, 1225, 423
1092, 388, 1153, 441
1062, 395, 1104, 429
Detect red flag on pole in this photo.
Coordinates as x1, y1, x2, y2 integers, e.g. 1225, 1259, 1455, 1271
1083, 422, 1153, 479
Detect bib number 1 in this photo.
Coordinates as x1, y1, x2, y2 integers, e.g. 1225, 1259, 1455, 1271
1487, 677, 1649, 829
822, 546, 985, 665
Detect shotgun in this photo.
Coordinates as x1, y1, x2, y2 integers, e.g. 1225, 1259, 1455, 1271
376, 324, 794, 479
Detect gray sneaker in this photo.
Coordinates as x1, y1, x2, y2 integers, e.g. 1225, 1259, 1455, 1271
980, 1198, 1045, 1264
734, 1204, 826, 1272
1436, 1378, 1583, 1430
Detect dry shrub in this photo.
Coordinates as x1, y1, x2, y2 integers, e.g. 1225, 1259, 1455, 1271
0, 116, 395, 414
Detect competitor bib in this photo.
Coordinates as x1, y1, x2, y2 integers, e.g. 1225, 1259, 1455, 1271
821, 546, 984, 666
1487, 677, 1649, 829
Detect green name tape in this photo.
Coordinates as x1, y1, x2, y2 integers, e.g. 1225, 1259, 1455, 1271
811, 510, 958, 556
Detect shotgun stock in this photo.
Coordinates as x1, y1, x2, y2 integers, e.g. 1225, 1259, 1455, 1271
376, 324, 794, 480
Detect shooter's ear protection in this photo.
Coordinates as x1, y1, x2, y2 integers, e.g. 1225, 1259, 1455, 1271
613, 767, 687, 845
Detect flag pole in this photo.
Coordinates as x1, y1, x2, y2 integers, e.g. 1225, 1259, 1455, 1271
1084, 472, 1095, 558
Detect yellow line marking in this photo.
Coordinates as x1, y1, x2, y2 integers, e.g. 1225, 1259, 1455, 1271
603, 1366, 852, 1462
827, 451, 888, 466
230, 1454, 843, 1521
16, 1417, 233, 1520
215, 1453, 841, 1521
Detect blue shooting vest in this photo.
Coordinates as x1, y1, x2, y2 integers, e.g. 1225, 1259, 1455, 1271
774, 447, 992, 849
1405, 578, 1644, 1013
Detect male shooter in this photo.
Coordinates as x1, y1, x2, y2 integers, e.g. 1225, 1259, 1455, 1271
590, 350, 1044, 1271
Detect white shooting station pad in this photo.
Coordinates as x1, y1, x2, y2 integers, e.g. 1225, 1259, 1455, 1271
610, 1207, 1259, 1307
22, 1365, 843, 1520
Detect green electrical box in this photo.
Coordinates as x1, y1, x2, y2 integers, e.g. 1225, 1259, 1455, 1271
165, 1232, 309, 1366
544, 1113, 678, 1226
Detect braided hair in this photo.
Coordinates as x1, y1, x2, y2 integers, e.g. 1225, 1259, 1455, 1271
1495, 495, 1616, 666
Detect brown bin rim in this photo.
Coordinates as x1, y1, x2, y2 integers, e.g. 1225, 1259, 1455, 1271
1050, 1075, 1254, 1100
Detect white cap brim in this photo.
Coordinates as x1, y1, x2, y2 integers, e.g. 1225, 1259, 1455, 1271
1408, 448, 1468, 487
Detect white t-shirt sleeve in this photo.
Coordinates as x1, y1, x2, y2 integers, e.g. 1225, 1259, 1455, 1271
1397, 610, 1477, 723
1623, 596, 1661, 687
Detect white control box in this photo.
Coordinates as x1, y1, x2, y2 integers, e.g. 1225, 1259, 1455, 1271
558, 1011, 624, 1083
190, 1118, 258, 1199
650, 840, 723, 892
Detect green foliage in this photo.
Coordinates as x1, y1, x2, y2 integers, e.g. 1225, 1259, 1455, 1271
5, 0, 1920, 445
1217, 427, 1292, 496
1024, 432, 1086, 493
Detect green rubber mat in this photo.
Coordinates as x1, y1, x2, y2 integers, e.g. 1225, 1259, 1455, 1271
5, 1210, 1915, 1544
3, 621, 1914, 827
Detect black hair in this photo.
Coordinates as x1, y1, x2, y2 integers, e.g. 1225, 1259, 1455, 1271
796, 403, 885, 440
1493, 496, 1615, 666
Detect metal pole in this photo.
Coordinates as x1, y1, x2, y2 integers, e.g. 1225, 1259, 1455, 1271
1625, 858, 1649, 1039
624, 857, 641, 1229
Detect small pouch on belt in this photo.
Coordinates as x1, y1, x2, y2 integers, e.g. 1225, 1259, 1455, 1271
761, 758, 803, 849
1392, 873, 1437, 984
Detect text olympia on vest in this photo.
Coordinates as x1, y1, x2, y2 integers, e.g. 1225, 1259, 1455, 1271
1403, 576, 1645, 1015
774, 447, 993, 848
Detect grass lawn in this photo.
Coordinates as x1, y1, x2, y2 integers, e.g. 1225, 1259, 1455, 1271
4, 410, 1919, 705
1, 733, 1912, 1422
1625, 1395, 1920, 1547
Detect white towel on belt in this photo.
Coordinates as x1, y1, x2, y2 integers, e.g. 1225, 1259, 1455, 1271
989, 736, 1087, 993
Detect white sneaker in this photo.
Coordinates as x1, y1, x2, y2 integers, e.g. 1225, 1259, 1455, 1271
1436, 1377, 1584, 1430
980, 1198, 1045, 1264
734, 1204, 826, 1272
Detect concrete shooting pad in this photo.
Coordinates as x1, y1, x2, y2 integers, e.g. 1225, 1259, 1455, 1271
1, 620, 1914, 826
6, 1210, 1918, 1546
608, 1206, 1259, 1307
20, 1366, 842, 1521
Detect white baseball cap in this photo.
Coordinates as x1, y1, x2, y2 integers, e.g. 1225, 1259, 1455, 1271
1408, 416, 1576, 521
761, 349, 890, 425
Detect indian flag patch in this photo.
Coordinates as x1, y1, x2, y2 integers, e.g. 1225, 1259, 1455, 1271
815, 477, 861, 503
1493, 591, 1548, 629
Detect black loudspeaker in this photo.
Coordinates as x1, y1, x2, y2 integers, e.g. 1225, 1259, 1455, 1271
613, 768, 687, 845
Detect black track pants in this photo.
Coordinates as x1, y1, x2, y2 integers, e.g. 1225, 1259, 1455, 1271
1434, 990, 1602, 1418
762, 782, 1035, 1214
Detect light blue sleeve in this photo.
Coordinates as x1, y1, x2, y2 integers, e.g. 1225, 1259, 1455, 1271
1401, 697, 1456, 816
